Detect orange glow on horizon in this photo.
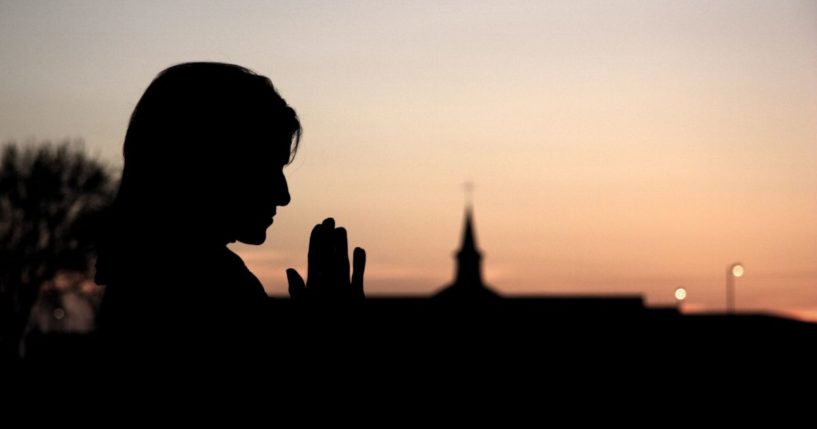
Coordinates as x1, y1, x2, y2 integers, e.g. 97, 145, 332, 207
3, 1, 816, 320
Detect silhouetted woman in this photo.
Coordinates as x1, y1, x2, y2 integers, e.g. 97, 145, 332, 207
96, 63, 365, 357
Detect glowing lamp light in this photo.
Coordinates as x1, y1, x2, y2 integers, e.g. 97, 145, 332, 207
731, 264, 744, 278
726, 262, 745, 314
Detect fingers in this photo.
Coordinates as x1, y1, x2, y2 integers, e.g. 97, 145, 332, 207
352, 247, 366, 298
306, 223, 322, 287
318, 218, 335, 292
307, 218, 335, 292
287, 268, 306, 299
321, 217, 335, 230
302, 217, 365, 300
334, 227, 350, 290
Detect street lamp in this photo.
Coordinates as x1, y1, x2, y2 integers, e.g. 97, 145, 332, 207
726, 262, 744, 314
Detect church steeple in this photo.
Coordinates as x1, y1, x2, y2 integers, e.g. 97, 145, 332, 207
455, 205, 483, 287
436, 204, 499, 300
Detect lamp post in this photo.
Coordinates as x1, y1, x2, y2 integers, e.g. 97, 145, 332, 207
674, 287, 687, 309
726, 263, 744, 314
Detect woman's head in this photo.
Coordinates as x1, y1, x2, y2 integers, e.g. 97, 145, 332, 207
117, 62, 301, 245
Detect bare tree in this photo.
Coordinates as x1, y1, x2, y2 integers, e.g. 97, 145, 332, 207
0, 141, 117, 360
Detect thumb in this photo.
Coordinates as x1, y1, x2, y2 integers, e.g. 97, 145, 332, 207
287, 268, 307, 299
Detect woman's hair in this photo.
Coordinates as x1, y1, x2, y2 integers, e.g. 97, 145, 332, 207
120, 62, 300, 210
97, 63, 301, 282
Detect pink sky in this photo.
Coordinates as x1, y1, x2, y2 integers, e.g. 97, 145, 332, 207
2, 1, 815, 319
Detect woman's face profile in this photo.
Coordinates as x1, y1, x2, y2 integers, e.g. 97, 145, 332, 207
222, 124, 293, 246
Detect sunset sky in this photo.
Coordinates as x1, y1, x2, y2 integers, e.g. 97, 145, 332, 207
2, 1, 816, 319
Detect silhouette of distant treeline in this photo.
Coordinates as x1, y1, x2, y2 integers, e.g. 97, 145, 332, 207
0, 140, 117, 361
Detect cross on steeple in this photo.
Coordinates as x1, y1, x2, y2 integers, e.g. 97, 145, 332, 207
463, 180, 475, 207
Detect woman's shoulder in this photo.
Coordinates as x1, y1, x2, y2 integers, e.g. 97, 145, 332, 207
102, 245, 267, 302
